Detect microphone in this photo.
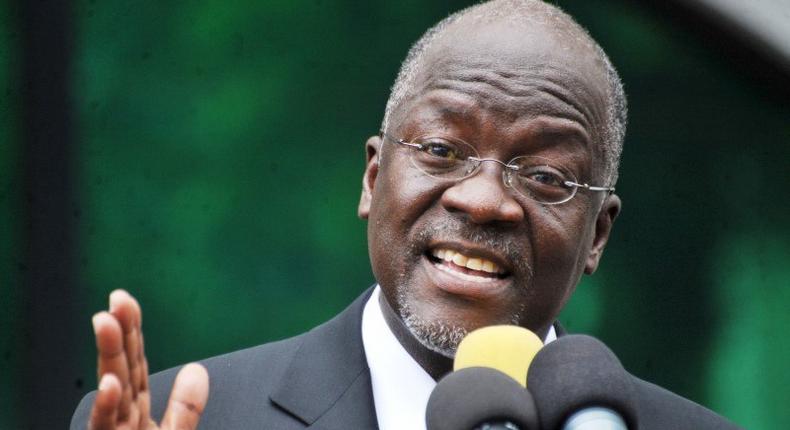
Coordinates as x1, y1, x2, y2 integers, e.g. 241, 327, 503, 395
453, 325, 544, 386
426, 325, 544, 430
527, 335, 638, 430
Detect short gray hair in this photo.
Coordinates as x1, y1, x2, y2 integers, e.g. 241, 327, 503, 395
381, 0, 627, 185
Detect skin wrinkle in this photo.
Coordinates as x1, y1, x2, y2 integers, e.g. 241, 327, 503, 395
445, 67, 601, 150
427, 61, 600, 135
429, 77, 588, 130
399, 88, 583, 141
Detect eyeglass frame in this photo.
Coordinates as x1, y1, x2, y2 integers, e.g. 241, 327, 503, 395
379, 131, 615, 205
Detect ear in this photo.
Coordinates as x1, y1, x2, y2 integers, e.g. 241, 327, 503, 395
584, 193, 621, 274
357, 135, 382, 219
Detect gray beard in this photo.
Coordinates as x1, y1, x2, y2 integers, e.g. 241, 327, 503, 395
396, 286, 529, 359
398, 295, 467, 358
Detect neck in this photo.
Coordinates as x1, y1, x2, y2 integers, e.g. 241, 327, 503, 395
377, 292, 453, 381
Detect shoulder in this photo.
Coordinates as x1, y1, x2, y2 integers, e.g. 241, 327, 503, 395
630, 375, 743, 430
162, 335, 308, 415
552, 325, 741, 429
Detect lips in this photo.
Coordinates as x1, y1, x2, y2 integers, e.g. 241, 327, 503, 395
420, 246, 511, 301
429, 248, 507, 277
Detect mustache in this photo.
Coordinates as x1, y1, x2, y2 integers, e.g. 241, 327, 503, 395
412, 219, 533, 277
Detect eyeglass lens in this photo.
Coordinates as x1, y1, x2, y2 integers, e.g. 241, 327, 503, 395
405, 135, 578, 204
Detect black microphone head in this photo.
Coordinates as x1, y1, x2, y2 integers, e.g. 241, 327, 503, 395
527, 335, 638, 430
426, 367, 539, 430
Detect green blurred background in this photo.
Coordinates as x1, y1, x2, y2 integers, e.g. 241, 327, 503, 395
2, 0, 788, 428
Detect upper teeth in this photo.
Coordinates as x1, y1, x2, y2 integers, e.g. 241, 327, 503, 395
432, 248, 504, 274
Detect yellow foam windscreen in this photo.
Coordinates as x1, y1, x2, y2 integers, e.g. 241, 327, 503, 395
453, 325, 544, 388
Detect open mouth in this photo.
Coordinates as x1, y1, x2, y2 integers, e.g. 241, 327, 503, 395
426, 247, 510, 280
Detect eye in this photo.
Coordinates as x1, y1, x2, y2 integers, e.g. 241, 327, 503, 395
507, 156, 578, 203
513, 161, 573, 189
407, 136, 477, 177
420, 139, 461, 160
528, 171, 563, 187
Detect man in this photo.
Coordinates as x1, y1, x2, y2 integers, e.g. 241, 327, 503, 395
72, 1, 740, 429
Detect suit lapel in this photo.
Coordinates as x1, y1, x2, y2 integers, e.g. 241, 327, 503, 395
269, 287, 564, 429
270, 288, 378, 429
554, 321, 568, 337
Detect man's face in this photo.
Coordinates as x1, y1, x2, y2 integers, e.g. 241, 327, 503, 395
359, 21, 620, 356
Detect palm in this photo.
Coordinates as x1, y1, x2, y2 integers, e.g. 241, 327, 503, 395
89, 290, 209, 430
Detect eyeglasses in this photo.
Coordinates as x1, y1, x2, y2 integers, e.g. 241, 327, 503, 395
380, 131, 614, 205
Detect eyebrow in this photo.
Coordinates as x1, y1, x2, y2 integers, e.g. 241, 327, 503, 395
404, 90, 594, 154
423, 92, 480, 121
523, 118, 591, 149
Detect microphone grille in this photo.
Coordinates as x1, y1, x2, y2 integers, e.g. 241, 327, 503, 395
454, 325, 543, 387
527, 335, 638, 429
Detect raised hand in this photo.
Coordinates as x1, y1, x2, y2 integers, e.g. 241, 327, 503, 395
88, 290, 209, 429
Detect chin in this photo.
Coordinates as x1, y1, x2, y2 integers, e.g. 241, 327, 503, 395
402, 314, 465, 359
398, 294, 537, 357
397, 292, 467, 358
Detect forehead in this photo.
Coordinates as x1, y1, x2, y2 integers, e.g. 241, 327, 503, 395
394, 20, 609, 152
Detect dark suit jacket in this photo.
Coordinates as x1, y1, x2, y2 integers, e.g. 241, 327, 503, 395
72, 289, 741, 429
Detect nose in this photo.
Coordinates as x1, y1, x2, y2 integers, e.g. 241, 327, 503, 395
440, 162, 525, 225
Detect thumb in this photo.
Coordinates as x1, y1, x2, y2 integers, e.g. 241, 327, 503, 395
160, 363, 209, 430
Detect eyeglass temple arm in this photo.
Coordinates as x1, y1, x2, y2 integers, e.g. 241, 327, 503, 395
379, 131, 423, 149
564, 180, 615, 193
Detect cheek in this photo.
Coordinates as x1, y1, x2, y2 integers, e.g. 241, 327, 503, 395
366, 163, 442, 277
529, 203, 592, 288
371, 162, 441, 229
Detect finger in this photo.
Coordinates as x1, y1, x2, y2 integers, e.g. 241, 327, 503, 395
109, 290, 144, 397
160, 363, 209, 430
89, 373, 122, 430
140, 332, 149, 391
93, 311, 133, 421
136, 391, 153, 429
135, 336, 154, 430
114, 296, 154, 430
136, 333, 153, 429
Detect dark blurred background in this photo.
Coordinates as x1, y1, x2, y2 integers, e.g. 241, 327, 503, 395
1, 0, 788, 428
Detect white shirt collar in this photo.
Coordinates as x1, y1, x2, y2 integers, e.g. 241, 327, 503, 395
361, 286, 556, 430
362, 287, 436, 430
